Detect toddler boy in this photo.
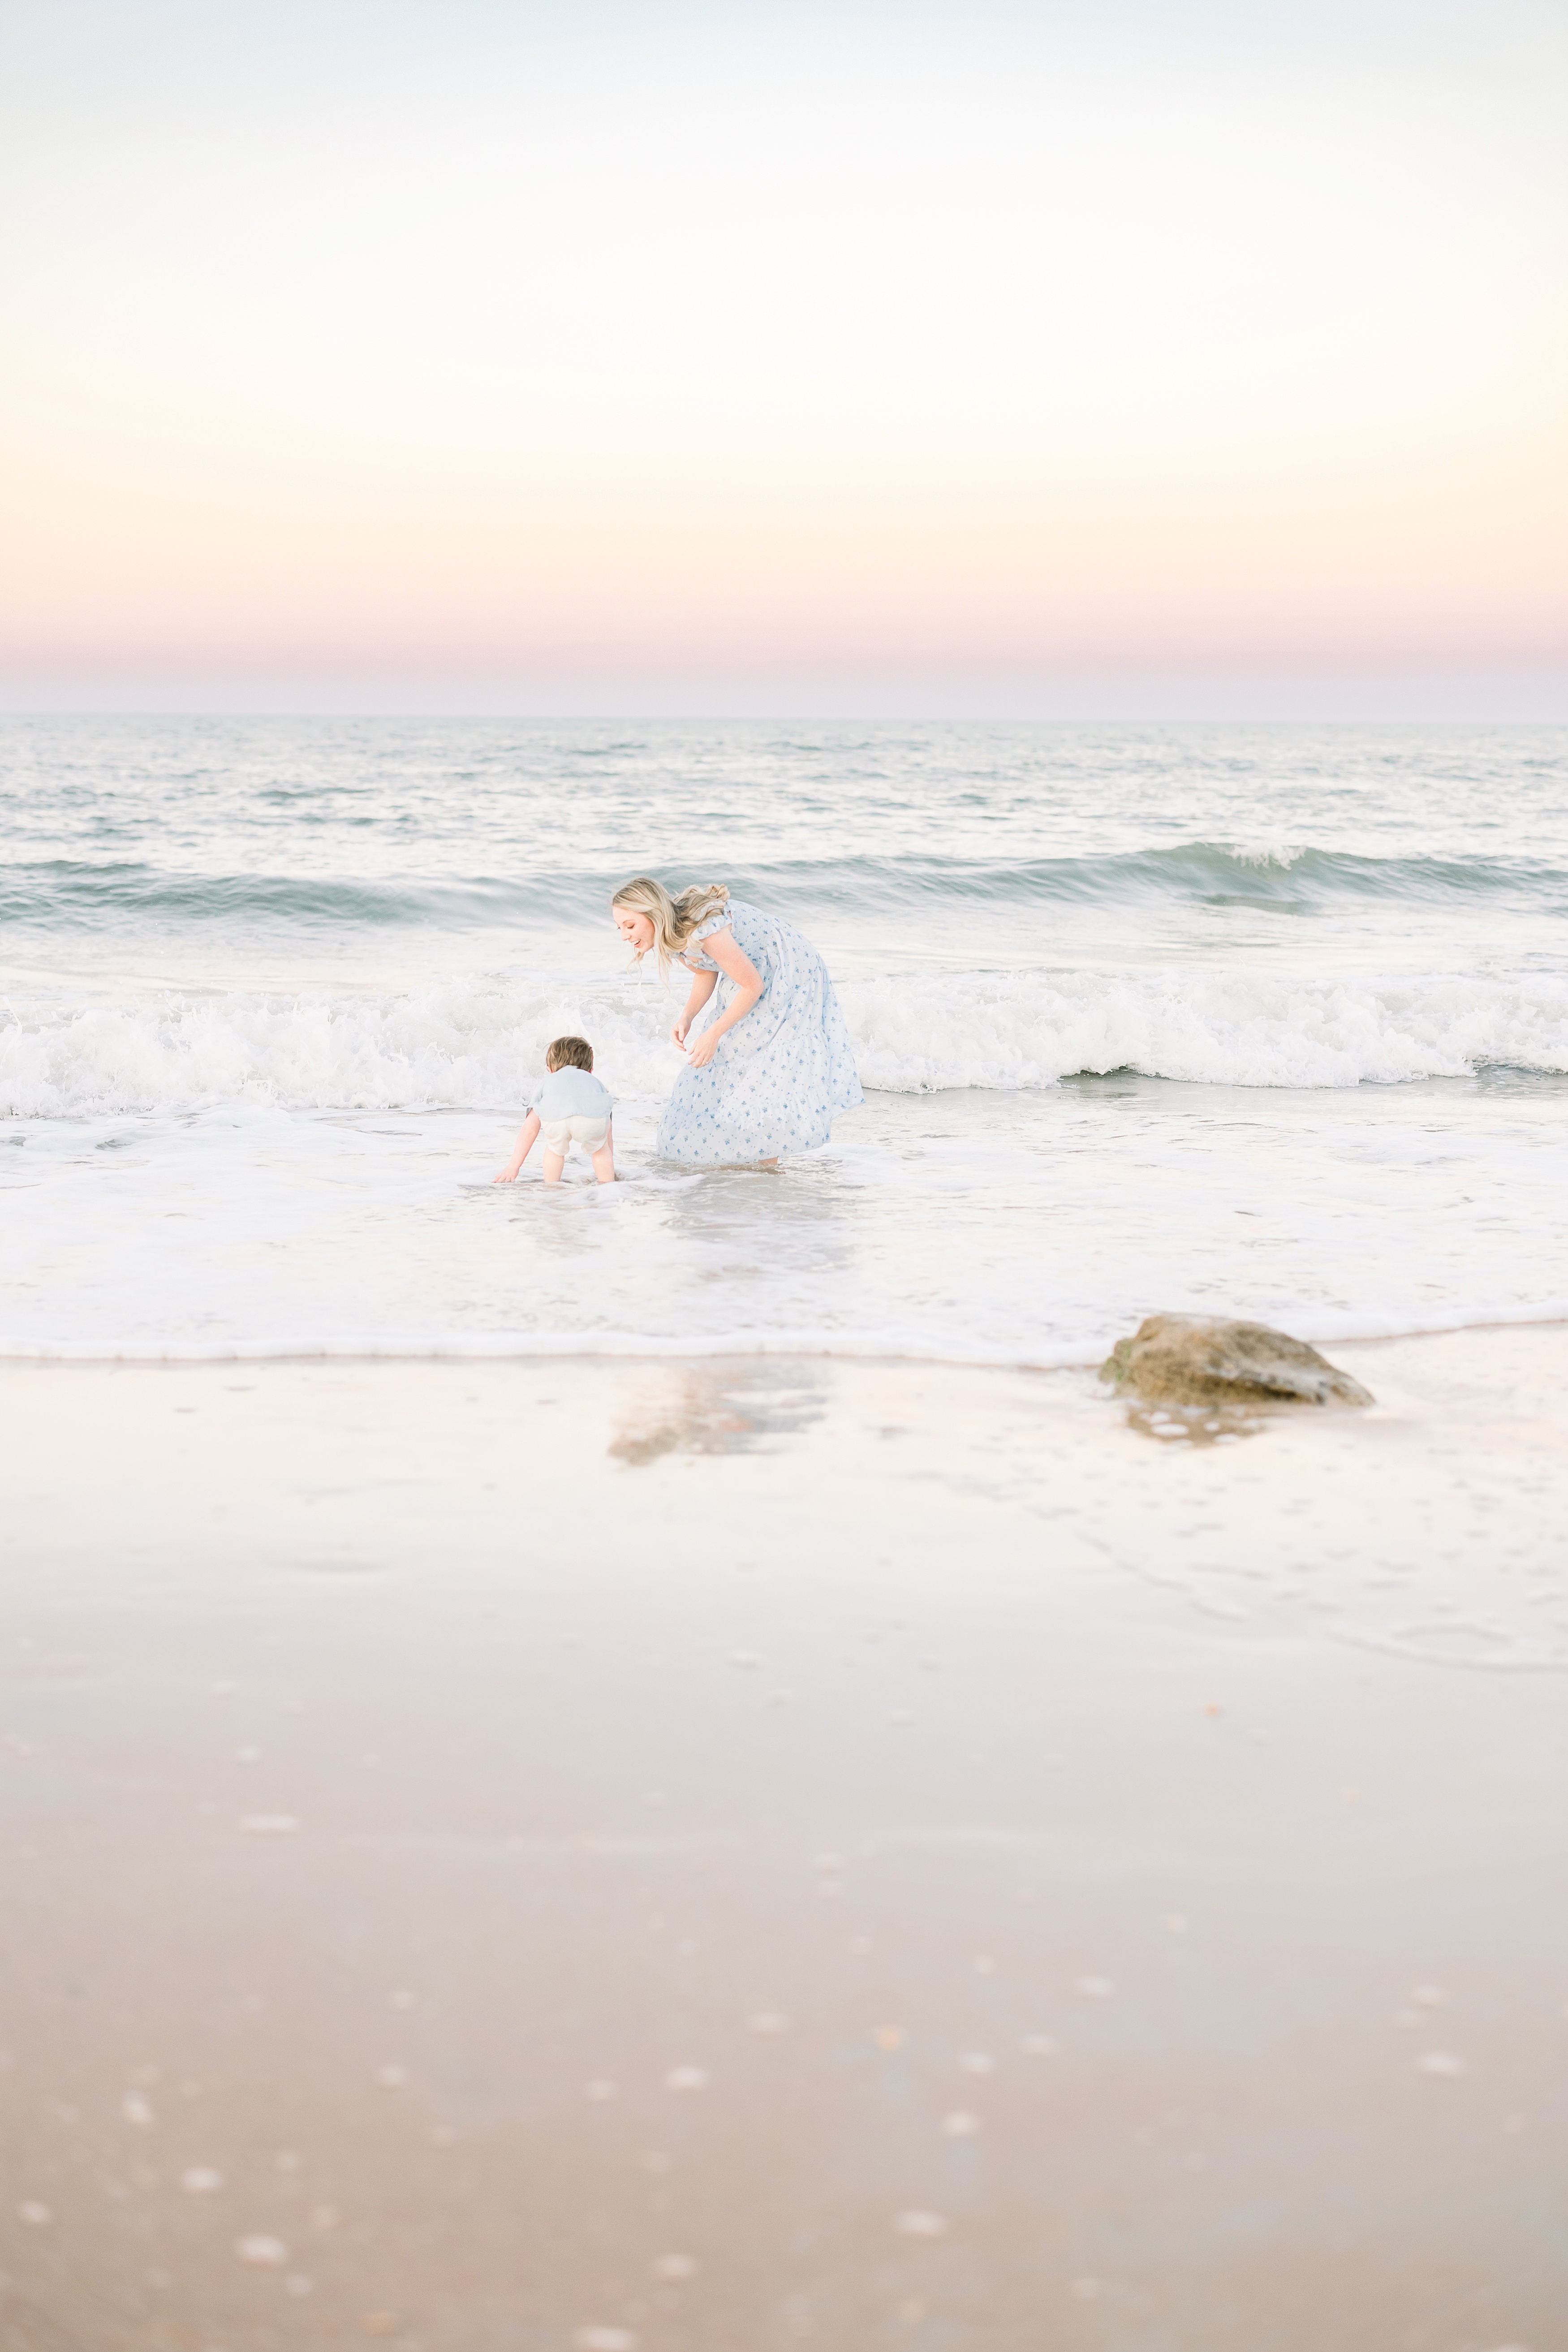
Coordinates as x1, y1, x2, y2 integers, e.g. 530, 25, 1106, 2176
493, 1035, 615, 1186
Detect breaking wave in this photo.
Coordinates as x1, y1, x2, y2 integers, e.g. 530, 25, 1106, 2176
4, 968, 1565, 1116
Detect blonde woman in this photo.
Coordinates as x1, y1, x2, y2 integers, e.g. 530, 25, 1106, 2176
612, 879, 863, 1167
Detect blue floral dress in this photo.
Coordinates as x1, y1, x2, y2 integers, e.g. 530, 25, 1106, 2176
657, 898, 864, 1164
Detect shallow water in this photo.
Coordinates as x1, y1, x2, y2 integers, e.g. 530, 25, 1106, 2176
4, 1077, 1566, 1363
3, 717, 1565, 1358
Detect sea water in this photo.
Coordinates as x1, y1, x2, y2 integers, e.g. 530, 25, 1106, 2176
3, 716, 1565, 1361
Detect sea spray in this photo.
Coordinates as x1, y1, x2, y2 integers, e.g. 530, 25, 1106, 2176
5, 967, 1566, 1118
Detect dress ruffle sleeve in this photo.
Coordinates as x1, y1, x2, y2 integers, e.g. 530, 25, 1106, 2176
680, 906, 735, 970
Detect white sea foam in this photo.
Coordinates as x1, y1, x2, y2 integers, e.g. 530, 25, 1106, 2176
4, 967, 1564, 1118
9, 1302, 1568, 1368
1227, 841, 1308, 870
0, 978, 655, 1118
848, 970, 1568, 1091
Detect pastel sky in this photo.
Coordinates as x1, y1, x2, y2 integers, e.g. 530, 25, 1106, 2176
2, 0, 1565, 714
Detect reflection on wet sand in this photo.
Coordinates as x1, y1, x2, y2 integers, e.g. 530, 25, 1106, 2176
1118, 1399, 1267, 1450
607, 1364, 828, 1465
2, 1335, 1567, 2349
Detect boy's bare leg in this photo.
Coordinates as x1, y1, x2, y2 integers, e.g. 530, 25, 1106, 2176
540, 1150, 566, 1185
590, 1140, 616, 1186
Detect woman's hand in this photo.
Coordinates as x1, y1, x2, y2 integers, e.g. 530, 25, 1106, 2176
686, 1027, 720, 1069
672, 969, 717, 1047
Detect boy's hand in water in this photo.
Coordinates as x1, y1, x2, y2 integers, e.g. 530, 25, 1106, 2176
494, 1111, 539, 1183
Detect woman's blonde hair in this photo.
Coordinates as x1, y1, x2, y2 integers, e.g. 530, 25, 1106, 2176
611, 877, 730, 971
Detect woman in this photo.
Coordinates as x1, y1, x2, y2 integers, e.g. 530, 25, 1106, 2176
612, 878, 863, 1167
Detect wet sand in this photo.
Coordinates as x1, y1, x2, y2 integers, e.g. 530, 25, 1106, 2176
2, 1329, 1567, 2351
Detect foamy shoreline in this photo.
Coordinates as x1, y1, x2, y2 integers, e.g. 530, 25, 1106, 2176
4, 1301, 1568, 1367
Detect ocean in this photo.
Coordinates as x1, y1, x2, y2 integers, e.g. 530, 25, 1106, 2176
3, 715, 1565, 1364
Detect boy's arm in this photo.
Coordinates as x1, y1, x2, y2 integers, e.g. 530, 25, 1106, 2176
493, 1109, 542, 1183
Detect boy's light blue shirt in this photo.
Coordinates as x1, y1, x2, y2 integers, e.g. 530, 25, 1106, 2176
529, 1066, 613, 1121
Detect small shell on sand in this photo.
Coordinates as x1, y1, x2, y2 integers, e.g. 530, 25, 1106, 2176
236, 2235, 289, 2266
894, 2209, 949, 2239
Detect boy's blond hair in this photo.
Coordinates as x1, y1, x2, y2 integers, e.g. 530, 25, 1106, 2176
611, 877, 730, 972
546, 1035, 594, 1073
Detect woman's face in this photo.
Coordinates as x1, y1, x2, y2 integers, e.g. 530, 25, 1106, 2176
614, 905, 655, 953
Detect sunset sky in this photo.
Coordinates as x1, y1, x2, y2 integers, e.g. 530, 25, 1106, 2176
2, 0, 1564, 715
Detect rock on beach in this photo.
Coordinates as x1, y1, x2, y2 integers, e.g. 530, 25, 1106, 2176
1099, 1315, 1373, 1408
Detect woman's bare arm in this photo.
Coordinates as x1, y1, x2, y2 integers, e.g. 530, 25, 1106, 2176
671, 967, 718, 1046
684, 930, 762, 1068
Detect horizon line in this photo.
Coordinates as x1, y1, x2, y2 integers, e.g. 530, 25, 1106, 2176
4, 652, 1568, 727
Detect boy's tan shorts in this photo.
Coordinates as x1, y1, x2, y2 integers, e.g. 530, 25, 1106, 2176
541, 1114, 611, 1159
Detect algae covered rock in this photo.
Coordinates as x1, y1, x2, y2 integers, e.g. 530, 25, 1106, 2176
1099, 1314, 1372, 1408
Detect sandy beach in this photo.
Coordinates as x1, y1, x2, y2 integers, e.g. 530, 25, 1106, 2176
4, 1326, 1565, 2350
